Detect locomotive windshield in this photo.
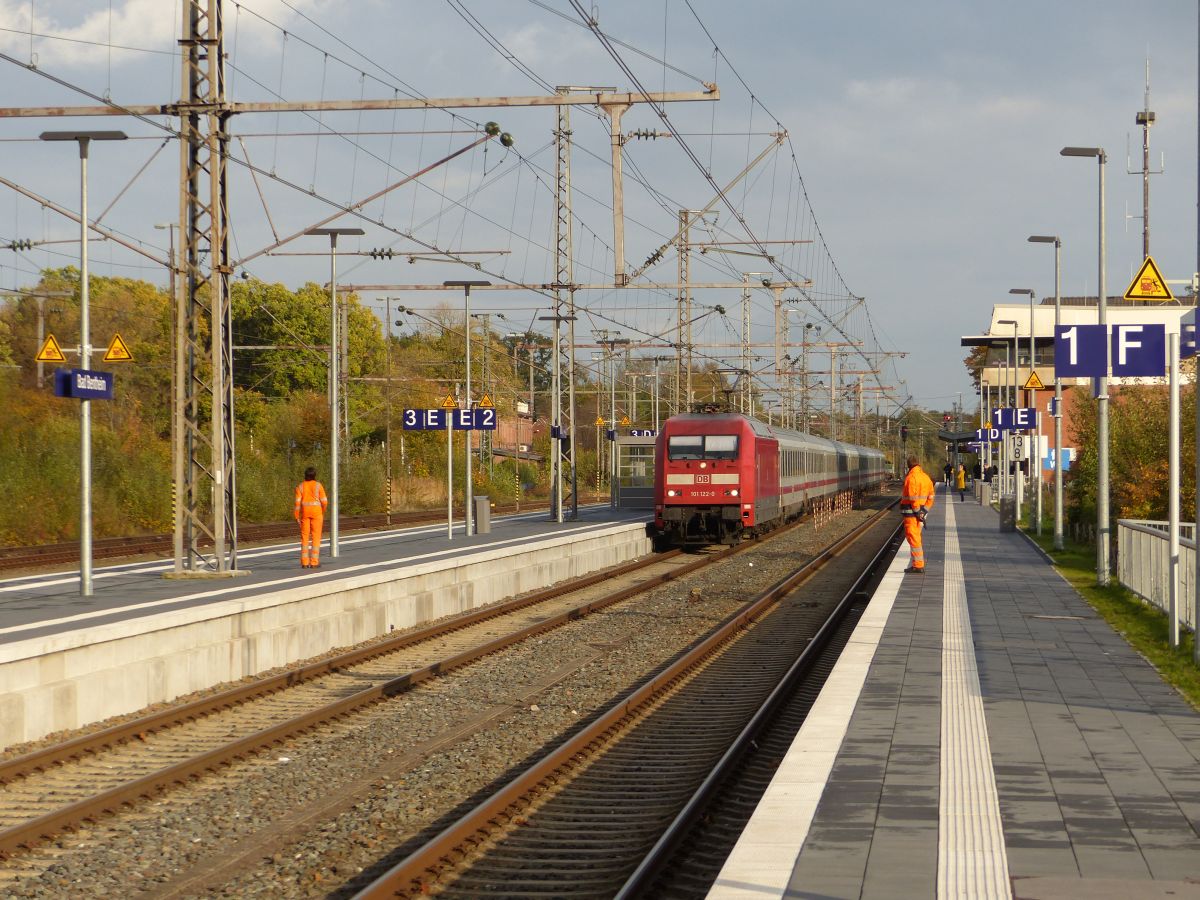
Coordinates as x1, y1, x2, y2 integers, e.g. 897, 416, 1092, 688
667, 434, 739, 461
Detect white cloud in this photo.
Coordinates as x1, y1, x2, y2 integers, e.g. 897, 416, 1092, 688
975, 94, 1046, 121
845, 76, 922, 105
0, 0, 329, 69
493, 20, 601, 77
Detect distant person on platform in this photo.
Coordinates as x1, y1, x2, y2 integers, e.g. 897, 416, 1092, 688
294, 466, 328, 569
901, 456, 935, 574
973, 461, 982, 484
943, 462, 953, 486
956, 464, 967, 502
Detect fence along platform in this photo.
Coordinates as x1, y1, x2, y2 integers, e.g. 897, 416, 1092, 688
1117, 519, 1196, 634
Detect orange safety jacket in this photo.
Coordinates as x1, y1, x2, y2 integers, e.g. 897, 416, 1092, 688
901, 465, 935, 518
294, 480, 328, 518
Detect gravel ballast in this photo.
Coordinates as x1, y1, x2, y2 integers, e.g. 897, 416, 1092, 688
0, 501, 891, 898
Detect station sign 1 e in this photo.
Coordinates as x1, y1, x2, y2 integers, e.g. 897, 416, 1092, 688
992, 407, 1035, 431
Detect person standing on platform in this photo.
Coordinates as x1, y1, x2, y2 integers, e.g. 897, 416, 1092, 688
901, 456, 935, 574
294, 466, 328, 569
956, 464, 966, 502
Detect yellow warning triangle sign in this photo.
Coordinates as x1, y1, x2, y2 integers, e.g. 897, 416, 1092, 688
440, 393, 459, 409
1022, 371, 1046, 391
35, 333, 67, 363
476, 393, 495, 409
1122, 255, 1173, 302
103, 332, 133, 363
594, 416, 606, 427
619, 415, 631, 427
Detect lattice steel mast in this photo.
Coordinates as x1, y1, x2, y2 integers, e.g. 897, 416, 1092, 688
551, 92, 578, 521
173, 0, 237, 575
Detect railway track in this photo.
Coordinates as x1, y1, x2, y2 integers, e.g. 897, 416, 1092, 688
0, 512, 786, 863
0, 502, 552, 572
352, 503, 900, 898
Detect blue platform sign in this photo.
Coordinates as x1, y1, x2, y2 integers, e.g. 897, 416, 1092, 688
1111, 324, 1165, 376
1054, 324, 1107, 378
403, 407, 496, 430
1045, 447, 1074, 471
974, 427, 1002, 442
993, 407, 1035, 431
53, 368, 113, 400
402, 409, 448, 430
630, 429, 657, 437
1182, 310, 1197, 361
1055, 323, 1167, 377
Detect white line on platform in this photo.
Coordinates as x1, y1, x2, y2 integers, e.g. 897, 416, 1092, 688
938, 498, 1011, 899
0, 509, 556, 594
707, 523, 909, 899
0, 522, 612, 638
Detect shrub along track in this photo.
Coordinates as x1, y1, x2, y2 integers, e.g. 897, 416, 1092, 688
0, 503, 554, 572
0, 497, 894, 898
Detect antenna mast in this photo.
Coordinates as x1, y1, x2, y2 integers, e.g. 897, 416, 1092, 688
1129, 57, 1163, 260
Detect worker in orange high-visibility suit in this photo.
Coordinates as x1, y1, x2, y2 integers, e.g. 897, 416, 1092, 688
900, 455, 935, 574
294, 466, 329, 568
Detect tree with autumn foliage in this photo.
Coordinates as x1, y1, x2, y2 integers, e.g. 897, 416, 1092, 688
1063, 371, 1195, 529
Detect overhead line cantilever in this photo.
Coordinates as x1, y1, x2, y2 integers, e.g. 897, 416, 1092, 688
0, 89, 719, 119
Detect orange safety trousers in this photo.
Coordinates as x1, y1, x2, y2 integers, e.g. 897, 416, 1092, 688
295, 480, 328, 566
903, 517, 924, 570
299, 514, 324, 566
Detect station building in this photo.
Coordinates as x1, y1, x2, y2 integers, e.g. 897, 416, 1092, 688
960, 295, 1196, 477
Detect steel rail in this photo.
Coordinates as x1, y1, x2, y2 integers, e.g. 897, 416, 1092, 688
352, 501, 897, 898
615, 519, 902, 897
0, 512, 794, 858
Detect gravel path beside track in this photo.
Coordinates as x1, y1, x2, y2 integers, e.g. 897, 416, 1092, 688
0, 501, 889, 898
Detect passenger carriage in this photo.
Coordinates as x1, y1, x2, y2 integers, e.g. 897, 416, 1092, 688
653, 412, 886, 546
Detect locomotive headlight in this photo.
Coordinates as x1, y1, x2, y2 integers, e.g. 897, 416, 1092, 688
667, 489, 677, 497
730, 489, 739, 496
699, 462, 707, 469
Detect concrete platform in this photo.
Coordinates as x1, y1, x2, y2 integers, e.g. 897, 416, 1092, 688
711, 485, 1200, 900
0, 507, 651, 750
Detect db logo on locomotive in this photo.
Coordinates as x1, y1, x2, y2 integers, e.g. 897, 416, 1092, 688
695, 473, 711, 483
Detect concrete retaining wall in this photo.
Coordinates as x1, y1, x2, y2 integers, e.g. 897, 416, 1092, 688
0, 523, 653, 750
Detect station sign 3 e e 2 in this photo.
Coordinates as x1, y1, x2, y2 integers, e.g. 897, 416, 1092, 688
402, 407, 497, 430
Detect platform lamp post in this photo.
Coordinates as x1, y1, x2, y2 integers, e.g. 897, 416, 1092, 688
598, 336, 630, 505
651, 356, 673, 431
997, 319, 1018, 505
40, 130, 126, 597
1061, 146, 1109, 585
1029, 235, 1064, 550
1010, 288, 1040, 534
306, 226, 364, 559
445, 280, 492, 535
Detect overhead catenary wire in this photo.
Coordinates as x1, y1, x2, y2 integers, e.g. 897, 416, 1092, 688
1, 2, 902, 415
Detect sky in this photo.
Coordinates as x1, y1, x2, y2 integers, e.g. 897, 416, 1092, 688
0, 0, 1197, 415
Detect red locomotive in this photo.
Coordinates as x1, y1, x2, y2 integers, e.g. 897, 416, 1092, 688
653, 411, 886, 546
